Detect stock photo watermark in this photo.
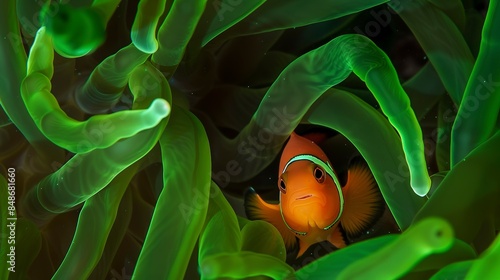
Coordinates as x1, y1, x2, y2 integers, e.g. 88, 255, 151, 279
423, 73, 499, 162
5, 167, 17, 273
213, 0, 244, 21
214, 106, 296, 187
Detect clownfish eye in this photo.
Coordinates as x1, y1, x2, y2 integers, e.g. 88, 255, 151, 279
279, 178, 286, 193
314, 166, 325, 183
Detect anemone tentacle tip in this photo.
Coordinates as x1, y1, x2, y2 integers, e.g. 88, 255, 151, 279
411, 179, 431, 197
38, 26, 47, 34
150, 98, 171, 117
414, 189, 429, 197
131, 36, 158, 54
418, 217, 454, 252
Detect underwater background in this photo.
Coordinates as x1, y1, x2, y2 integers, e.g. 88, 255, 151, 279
1, 0, 499, 279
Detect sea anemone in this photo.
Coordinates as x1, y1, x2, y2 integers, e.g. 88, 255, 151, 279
0, 0, 498, 279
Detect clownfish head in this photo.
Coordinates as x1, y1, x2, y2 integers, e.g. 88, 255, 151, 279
278, 132, 344, 235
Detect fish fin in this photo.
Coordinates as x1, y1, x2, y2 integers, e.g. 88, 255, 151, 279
327, 225, 347, 249
244, 187, 297, 249
340, 159, 384, 237
296, 227, 345, 258
297, 239, 312, 257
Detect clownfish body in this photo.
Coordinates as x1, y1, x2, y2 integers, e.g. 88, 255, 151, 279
245, 132, 383, 257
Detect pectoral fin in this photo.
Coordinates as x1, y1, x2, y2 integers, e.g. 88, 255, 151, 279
340, 160, 384, 237
244, 188, 297, 249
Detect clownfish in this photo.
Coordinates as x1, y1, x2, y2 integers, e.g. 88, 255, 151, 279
245, 132, 383, 257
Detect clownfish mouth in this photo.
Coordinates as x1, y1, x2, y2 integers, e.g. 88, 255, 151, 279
296, 194, 313, 200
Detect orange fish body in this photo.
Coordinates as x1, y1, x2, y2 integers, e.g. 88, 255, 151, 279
245, 132, 383, 257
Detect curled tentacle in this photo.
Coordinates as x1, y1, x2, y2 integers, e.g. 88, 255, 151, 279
21, 28, 170, 154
